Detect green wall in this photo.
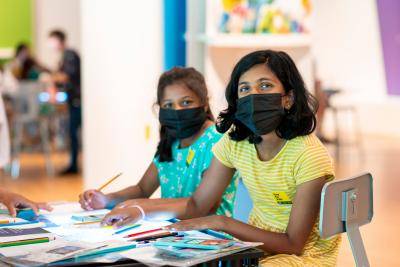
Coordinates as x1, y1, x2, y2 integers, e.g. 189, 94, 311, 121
0, 0, 32, 49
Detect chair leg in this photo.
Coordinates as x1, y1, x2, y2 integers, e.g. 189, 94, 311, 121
11, 120, 23, 179
332, 108, 340, 162
40, 118, 54, 177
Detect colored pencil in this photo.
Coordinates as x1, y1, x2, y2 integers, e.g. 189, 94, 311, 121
0, 237, 53, 248
0, 219, 17, 224
98, 172, 123, 191
0, 221, 40, 228
123, 228, 163, 238
113, 223, 141, 235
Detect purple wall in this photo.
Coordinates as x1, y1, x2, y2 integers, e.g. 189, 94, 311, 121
377, 0, 400, 96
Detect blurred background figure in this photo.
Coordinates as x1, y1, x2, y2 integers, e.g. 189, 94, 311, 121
9, 43, 48, 81
48, 30, 81, 175
0, 92, 10, 170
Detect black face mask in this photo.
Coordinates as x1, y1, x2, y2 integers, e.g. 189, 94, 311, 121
235, 93, 285, 136
159, 107, 207, 139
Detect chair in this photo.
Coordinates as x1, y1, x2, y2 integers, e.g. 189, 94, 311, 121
320, 173, 373, 267
8, 81, 54, 178
324, 88, 364, 161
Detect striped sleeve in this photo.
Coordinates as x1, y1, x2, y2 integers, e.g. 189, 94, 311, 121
211, 133, 234, 168
293, 145, 334, 185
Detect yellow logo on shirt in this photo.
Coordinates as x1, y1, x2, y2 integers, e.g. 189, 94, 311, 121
272, 192, 292, 205
186, 149, 195, 166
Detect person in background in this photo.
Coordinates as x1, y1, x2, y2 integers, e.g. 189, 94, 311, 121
48, 30, 81, 175
9, 43, 48, 81
79, 67, 237, 226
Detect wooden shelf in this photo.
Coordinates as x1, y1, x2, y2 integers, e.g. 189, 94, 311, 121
197, 33, 311, 48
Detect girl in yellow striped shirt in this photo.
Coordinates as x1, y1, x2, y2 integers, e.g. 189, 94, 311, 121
163, 50, 342, 266
102, 50, 341, 266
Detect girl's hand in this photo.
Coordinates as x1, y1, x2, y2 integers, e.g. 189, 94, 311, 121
0, 190, 52, 217
101, 206, 143, 228
165, 215, 227, 232
78, 189, 110, 211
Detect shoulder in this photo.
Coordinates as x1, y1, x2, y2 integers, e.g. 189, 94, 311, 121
201, 125, 222, 144
64, 49, 80, 60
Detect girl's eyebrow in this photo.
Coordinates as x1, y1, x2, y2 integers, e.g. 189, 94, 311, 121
238, 81, 250, 86
257, 77, 272, 82
181, 96, 193, 99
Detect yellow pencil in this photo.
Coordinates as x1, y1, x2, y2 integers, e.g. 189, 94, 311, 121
97, 172, 123, 191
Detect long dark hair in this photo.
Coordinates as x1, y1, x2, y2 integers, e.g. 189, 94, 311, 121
217, 50, 318, 143
155, 67, 214, 162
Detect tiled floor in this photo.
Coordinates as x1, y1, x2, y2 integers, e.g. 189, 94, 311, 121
1, 134, 399, 266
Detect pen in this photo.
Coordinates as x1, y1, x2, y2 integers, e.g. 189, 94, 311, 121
113, 223, 141, 235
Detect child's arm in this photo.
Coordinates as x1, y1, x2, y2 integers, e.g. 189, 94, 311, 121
167, 175, 326, 255
79, 162, 160, 210
101, 157, 235, 227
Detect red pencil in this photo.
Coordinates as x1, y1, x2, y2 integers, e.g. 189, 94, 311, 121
123, 228, 163, 238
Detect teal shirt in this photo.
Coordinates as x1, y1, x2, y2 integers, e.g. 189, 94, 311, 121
153, 125, 237, 217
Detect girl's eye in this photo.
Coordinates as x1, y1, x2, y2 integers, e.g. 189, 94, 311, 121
163, 103, 173, 109
260, 83, 272, 90
181, 100, 192, 106
239, 86, 250, 93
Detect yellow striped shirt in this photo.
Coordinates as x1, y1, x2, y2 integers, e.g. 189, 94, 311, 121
212, 133, 341, 266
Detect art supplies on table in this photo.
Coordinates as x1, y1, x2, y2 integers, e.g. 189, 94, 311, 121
153, 236, 235, 250
123, 228, 178, 242
0, 219, 17, 224
119, 240, 263, 267
71, 213, 105, 223
113, 223, 141, 235
98, 172, 123, 191
0, 227, 56, 247
17, 208, 37, 221
0, 238, 106, 266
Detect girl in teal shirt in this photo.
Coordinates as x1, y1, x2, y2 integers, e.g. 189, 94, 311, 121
79, 67, 236, 226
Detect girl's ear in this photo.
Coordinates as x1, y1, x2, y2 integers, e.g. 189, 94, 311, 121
284, 90, 294, 109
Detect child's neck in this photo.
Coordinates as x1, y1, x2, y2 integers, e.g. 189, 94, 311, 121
179, 120, 212, 148
255, 132, 286, 162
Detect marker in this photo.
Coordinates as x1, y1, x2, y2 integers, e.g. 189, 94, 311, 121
113, 224, 141, 235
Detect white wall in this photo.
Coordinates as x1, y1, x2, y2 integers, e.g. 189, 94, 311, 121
34, 0, 81, 69
312, 0, 400, 137
81, 0, 163, 193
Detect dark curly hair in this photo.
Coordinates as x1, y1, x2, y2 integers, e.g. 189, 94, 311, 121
216, 50, 318, 143
155, 67, 214, 162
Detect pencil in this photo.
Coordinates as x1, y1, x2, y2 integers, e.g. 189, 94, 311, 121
98, 172, 123, 191
123, 228, 163, 238
73, 220, 101, 226
113, 223, 141, 235
0, 237, 53, 248
0, 219, 17, 224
